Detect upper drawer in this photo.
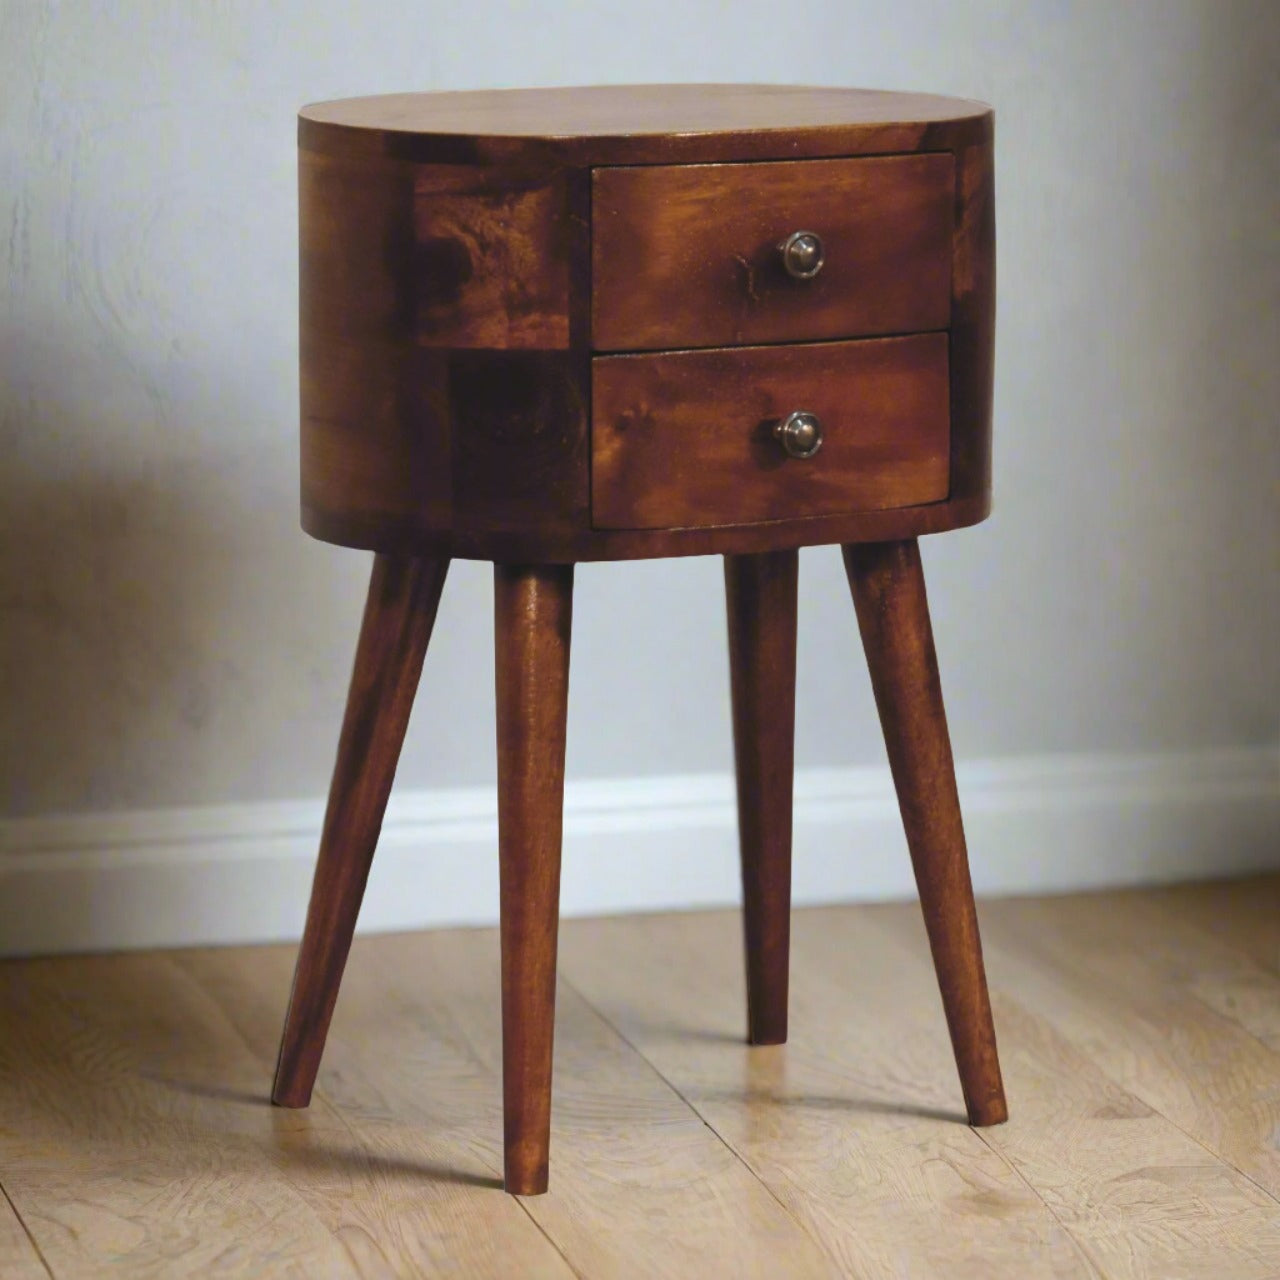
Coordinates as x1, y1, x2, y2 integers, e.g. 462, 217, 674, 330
591, 153, 954, 353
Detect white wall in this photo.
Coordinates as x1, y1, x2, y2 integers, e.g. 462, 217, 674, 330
1, 2, 1277, 950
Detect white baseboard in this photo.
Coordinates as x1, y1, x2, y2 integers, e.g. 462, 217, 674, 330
0, 747, 1276, 958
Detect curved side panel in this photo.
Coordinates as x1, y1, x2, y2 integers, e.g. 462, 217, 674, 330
946, 137, 995, 518
299, 150, 450, 540
299, 146, 589, 547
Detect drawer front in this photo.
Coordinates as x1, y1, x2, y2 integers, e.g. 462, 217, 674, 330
591, 335, 950, 530
592, 154, 953, 353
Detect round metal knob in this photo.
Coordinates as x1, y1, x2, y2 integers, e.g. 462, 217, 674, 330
773, 411, 824, 459
778, 230, 825, 280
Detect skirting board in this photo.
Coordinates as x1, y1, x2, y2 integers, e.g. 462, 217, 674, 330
0, 746, 1276, 958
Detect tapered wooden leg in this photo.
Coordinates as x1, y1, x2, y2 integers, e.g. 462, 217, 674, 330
725, 550, 798, 1046
843, 540, 1007, 1126
495, 563, 574, 1195
272, 553, 449, 1108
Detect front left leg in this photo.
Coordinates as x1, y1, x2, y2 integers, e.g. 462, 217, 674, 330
273, 553, 449, 1108
494, 563, 574, 1195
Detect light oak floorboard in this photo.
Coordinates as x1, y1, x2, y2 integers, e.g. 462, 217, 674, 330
0, 1184, 50, 1280
868, 904, 1280, 1279
3, 878, 1280, 1278
171, 945, 573, 1280
559, 908, 1093, 1279
1140, 874, 1280, 981
336, 929, 840, 1279
1136, 878, 1280, 1050
976, 889, 1280, 1206
0, 953, 368, 1279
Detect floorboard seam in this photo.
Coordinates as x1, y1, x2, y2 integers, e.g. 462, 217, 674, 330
160, 953, 394, 1175
514, 1201, 587, 1280
1109, 1081, 1280, 1211
159, 952, 290, 1087
852, 923, 1112, 1277
169, 949, 590, 1277
0, 1180, 55, 1280
557, 971, 835, 1264
969, 1125, 1107, 1279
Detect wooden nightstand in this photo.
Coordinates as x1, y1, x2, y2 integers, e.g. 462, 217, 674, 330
272, 85, 1007, 1195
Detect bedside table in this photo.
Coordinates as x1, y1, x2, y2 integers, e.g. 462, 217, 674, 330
272, 84, 1007, 1196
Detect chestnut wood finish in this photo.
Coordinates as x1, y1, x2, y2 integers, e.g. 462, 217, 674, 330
281, 86, 1006, 1195
494, 563, 575, 1196
947, 138, 996, 513
298, 84, 992, 166
725, 551, 799, 1045
842, 539, 1007, 1126
413, 166, 576, 351
592, 335, 950, 530
297, 87, 994, 562
592, 154, 953, 352
272, 553, 449, 1108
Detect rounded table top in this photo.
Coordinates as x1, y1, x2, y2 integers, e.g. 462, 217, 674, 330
299, 83, 992, 166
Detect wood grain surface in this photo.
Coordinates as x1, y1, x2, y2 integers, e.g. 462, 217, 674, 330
866, 905, 1280, 1279
494, 564, 575, 1195
593, 154, 953, 352
299, 84, 992, 166
2, 881, 1279, 1276
725, 550, 798, 1045
843, 540, 1006, 1127
178, 946, 573, 1279
947, 137, 996, 514
296, 85, 995, 561
303, 490, 993, 564
591, 336, 950, 530
299, 149, 592, 551
1144, 877, 1280, 1049
413, 165, 574, 351
0, 1189, 46, 1280
560, 908, 1090, 1278
273, 554, 449, 1109
1142, 875, 1280, 978
349, 933, 839, 1278
978, 887, 1280, 1203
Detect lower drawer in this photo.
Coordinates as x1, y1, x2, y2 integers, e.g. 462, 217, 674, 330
591, 334, 950, 530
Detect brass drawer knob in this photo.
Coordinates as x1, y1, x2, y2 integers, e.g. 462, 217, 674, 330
773, 410, 824, 459
778, 229, 825, 279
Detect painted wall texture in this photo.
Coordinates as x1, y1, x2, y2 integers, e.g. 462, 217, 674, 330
2, 1, 1277, 819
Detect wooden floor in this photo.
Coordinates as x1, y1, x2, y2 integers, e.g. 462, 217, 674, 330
1, 877, 1279, 1279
